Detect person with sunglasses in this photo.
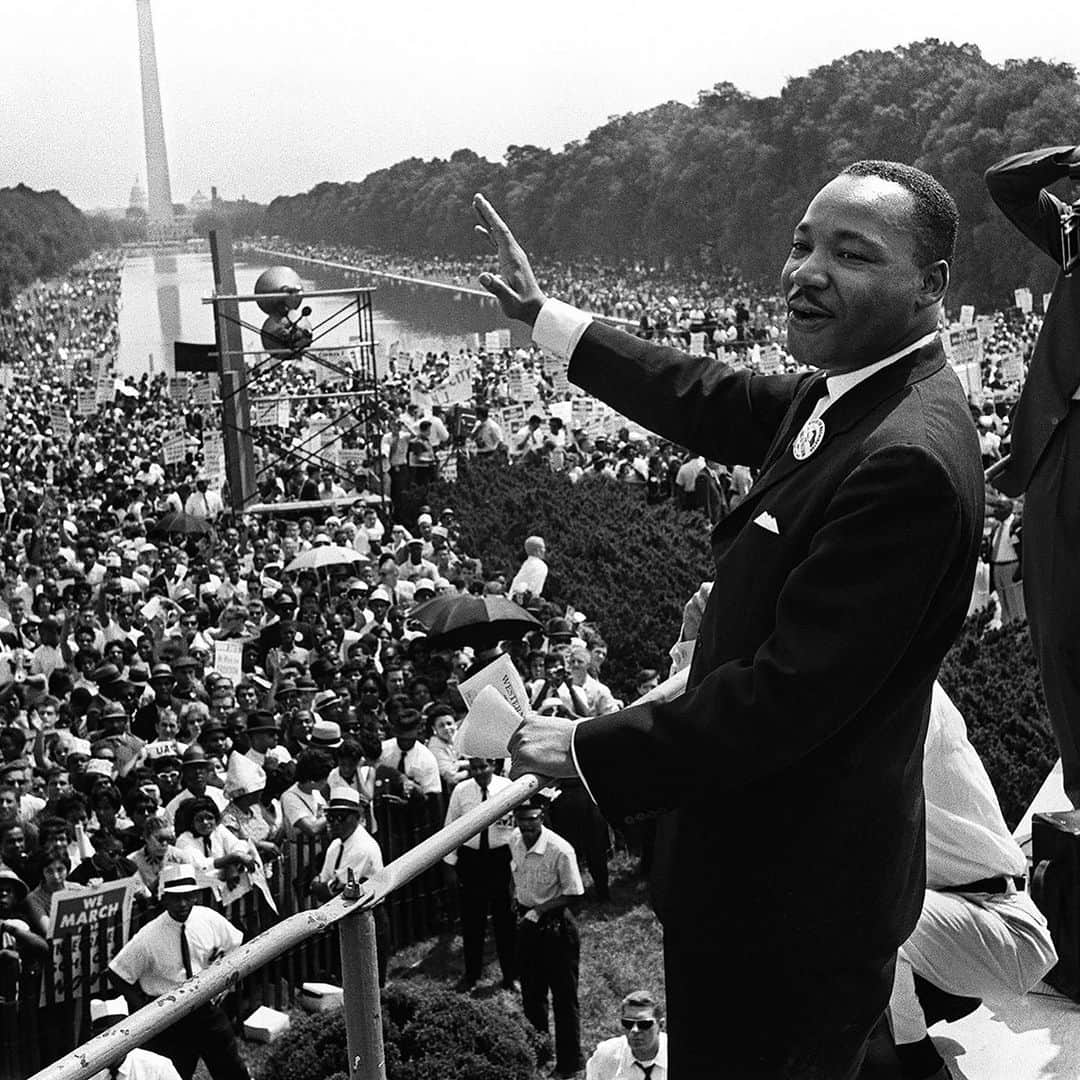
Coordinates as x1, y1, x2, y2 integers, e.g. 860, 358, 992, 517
586, 990, 667, 1080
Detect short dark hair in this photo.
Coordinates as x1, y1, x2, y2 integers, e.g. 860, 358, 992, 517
295, 748, 334, 784
620, 989, 664, 1019
840, 160, 958, 266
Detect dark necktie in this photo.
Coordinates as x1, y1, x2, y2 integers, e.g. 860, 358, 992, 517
479, 785, 489, 851
398, 749, 408, 773
203, 835, 212, 857
636, 1063, 655, 1079
760, 374, 829, 475
179, 922, 193, 978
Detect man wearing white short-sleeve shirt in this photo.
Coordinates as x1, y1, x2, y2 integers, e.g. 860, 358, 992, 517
108, 865, 248, 1080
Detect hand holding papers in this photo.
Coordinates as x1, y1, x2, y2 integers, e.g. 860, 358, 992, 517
455, 685, 525, 758
456, 654, 530, 758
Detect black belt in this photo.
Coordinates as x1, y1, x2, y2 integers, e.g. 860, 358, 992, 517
941, 875, 1023, 895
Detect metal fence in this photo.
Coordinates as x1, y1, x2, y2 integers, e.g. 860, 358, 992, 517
7, 792, 459, 1080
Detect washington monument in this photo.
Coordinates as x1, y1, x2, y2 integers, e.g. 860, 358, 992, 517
135, 0, 174, 226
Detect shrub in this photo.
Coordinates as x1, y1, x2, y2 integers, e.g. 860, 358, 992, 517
401, 457, 713, 698
261, 980, 548, 1080
938, 612, 1055, 829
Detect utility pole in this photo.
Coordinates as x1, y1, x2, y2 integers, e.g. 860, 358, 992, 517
209, 229, 257, 512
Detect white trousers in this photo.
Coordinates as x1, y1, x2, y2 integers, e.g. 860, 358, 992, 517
889, 887, 1058, 1044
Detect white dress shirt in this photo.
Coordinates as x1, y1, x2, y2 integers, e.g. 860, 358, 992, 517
586, 1033, 668, 1080
509, 826, 584, 908
318, 824, 383, 888
378, 738, 442, 796
443, 775, 515, 865
110, 906, 242, 997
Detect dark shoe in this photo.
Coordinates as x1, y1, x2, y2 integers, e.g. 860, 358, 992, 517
454, 977, 476, 993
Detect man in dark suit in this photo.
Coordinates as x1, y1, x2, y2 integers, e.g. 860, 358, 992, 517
476, 160, 983, 1079
985, 146, 1080, 806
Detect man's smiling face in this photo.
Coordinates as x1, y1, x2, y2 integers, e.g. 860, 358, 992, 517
781, 174, 937, 374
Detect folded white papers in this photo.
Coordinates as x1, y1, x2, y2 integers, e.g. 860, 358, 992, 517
458, 652, 529, 717
456, 685, 524, 759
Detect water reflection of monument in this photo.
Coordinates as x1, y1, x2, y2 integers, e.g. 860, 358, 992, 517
153, 254, 181, 372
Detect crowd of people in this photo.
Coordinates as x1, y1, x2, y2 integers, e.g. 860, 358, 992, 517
0, 223, 1053, 1079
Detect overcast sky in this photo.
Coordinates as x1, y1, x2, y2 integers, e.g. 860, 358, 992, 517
5, 1, 1079, 211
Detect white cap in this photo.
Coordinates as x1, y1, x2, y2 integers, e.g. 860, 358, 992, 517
90, 997, 129, 1024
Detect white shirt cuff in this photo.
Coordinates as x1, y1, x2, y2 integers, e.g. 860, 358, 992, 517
569, 722, 599, 806
532, 299, 593, 360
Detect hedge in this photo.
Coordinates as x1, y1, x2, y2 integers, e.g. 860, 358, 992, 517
400, 457, 713, 698
260, 980, 549, 1080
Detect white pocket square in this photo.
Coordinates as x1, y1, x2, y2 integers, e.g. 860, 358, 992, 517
753, 511, 780, 535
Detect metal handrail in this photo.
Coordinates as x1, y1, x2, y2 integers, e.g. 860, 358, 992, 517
31, 772, 543, 1080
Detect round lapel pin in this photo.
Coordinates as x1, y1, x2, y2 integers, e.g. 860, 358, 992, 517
792, 418, 825, 460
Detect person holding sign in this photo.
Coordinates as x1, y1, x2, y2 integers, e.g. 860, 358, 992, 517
475, 158, 983, 1079
985, 145, 1080, 806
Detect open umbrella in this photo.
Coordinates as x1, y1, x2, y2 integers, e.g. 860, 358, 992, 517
285, 545, 364, 573
148, 511, 215, 537
409, 593, 541, 650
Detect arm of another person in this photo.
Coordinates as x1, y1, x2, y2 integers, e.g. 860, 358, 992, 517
515, 445, 970, 820
984, 145, 1080, 259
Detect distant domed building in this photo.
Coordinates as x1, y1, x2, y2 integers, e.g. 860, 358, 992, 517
129, 177, 148, 214
188, 189, 209, 213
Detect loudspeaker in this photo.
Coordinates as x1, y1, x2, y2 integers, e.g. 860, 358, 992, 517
1031, 809, 1080, 1001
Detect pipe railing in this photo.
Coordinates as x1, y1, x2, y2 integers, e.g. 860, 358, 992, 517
31, 772, 543, 1080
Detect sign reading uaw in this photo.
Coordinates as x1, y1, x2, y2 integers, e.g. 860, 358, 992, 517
48, 877, 136, 939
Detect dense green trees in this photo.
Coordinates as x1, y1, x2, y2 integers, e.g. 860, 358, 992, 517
265, 40, 1080, 308
0, 185, 93, 304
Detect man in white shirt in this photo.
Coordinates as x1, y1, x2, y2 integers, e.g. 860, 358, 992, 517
510, 799, 585, 1079
87, 997, 182, 1080
875, 682, 1057, 1080
379, 709, 441, 797
443, 758, 516, 992
509, 536, 548, 603
108, 865, 249, 1080
182, 478, 223, 521
311, 787, 389, 984
586, 990, 669, 1080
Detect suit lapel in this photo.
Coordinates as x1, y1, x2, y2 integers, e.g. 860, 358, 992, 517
718, 343, 948, 532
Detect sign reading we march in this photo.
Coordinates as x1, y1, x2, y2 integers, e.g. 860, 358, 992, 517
48, 877, 135, 939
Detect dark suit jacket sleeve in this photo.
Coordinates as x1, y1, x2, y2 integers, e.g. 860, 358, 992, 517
574, 443, 964, 820
985, 146, 1080, 260
569, 321, 803, 469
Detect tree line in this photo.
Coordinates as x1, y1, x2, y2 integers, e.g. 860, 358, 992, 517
264, 40, 1080, 309
0, 185, 93, 305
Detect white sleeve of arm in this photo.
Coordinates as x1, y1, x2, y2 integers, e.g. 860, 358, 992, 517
531, 299, 593, 360
569, 723, 600, 807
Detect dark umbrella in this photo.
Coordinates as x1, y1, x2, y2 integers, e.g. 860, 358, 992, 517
409, 594, 541, 650
148, 511, 216, 537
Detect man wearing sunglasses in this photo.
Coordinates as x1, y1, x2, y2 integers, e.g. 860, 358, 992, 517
586, 990, 667, 1079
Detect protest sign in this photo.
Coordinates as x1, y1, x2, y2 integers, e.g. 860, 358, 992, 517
167, 377, 189, 401
48, 877, 134, 939
1014, 287, 1033, 314
252, 401, 278, 428
162, 435, 188, 466
95, 373, 115, 404
44, 877, 136, 1004
50, 406, 71, 440
758, 343, 783, 375
959, 305, 975, 327
214, 639, 244, 686
1000, 354, 1025, 385
77, 391, 97, 417
483, 331, 502, 353
431, 369, 473, 407
191, 380, 214, 406
689, 332, 707, 357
